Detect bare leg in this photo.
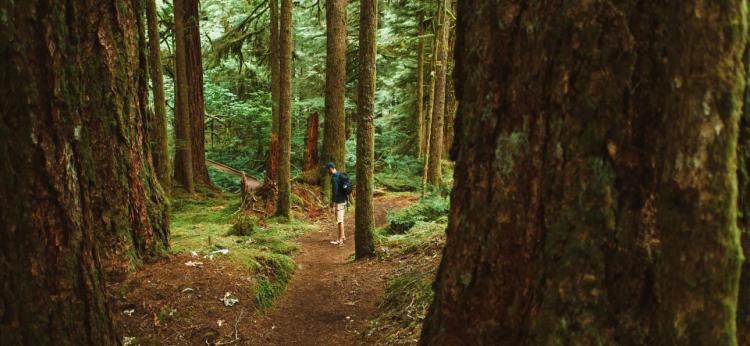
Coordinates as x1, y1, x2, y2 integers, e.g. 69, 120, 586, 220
338, 222, 345, 241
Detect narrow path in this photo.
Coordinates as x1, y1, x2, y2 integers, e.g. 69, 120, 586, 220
246, 195, 415, 345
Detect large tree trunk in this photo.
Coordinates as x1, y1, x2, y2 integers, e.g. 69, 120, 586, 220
265, 0, 281, 188
303, 112, 320, 178
355, 0, 377, 259
0, 0, 169, 343
322, 0, 348, 200
738, 42, 750, 346
276, 0, 293, 217
422, 1, 746, 345
415, 2, 425, 158
146, 0, 171, 191
421, 21, 438, 159
173, 0, 195, 192
426, 0, 448, 185
184, 0, 212, 187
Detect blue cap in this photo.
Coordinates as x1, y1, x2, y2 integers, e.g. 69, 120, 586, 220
325, 162, 335, 169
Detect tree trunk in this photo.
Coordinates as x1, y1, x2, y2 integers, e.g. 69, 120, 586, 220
322, 0, 348, 200
184, 0, 213, 187
303, 112, 320, 178
276, 0, 293, 217
416, 2, 425, 157
146, 0, 171, 192
421, 22, 438, 159
422, 1, 746, 345
443, 8, 456, 158
738, 42, 750, 346
0, 0, 169, 343
265, 0, 281, 187
426, 0, 448, 185
355, 0, 377, 259
173, 0, 195, 192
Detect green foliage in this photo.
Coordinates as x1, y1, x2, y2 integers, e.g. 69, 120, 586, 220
228, 214, 259, 236
386, 195, 449, 234
170, 193, 315, 309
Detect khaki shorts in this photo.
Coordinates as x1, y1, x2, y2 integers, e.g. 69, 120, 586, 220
335, 202, 346, 224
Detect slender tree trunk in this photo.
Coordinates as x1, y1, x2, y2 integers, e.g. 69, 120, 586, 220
276, 0, 293, 217
322, 0, 348, 200
443, 8, 456, 158
422, 1, 746, 344
184, 0, 212, 187
146, 0, 171, 191
426, 0, 448, 185
303, 112, 320, 176
265, 0, 281, 187
0, 0, 169, 343
173, 0, 195, 192
416, 3, 425, 157
421, 24, 438, 158
355, 0, 377, 259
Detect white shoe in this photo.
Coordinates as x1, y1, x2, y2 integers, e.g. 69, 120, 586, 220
330, 240, 342, 245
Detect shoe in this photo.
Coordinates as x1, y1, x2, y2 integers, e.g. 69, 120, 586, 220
330, 240, 342, 245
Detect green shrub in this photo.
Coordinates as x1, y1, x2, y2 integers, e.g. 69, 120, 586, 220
228, 214, 258, 236
387, 195, 449, 234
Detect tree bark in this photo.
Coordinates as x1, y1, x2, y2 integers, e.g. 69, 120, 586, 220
422, 1, 746, 344
0, 0, 169, 343
265, 0, 281, 187
355, 0, 377, 259
276, 0, 293, 217
738, 42, 750, 346
416, 2, 425, 158
443, 7, 456, 158
421, 20, 438, 159
303, 112, 320, 175
146, 0, 171, 191
322, 0, 348, 200
173, 0, 195, 192
184, 0, 213, 187
426, 0, 448, 185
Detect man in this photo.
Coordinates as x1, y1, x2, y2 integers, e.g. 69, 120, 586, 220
325, 162, 347, 245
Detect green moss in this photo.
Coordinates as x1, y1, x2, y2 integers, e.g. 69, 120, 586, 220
386, 194, 449, 234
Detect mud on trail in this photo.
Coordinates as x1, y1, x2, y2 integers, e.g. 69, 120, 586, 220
111, 193, 416, 345
245, 194, 417, 345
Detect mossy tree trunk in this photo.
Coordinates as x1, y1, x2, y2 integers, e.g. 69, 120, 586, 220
355, 0, 377, 259
737, 42, 750, 346
426, 0, 448, 185
0, 0, 169, 343
146, 0, 171, 191
322, 0, 348, 200
173, 0, 195, 193
276, 0, 293, 217
184, 0, 212, 188
421, 1, 746, 344
416, 2, 425, 158
265, 0, 281, 188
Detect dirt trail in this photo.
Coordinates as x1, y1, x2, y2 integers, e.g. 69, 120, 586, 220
245, 194, 416, 345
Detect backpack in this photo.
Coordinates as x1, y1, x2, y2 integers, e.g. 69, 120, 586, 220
339, 173, 353, 196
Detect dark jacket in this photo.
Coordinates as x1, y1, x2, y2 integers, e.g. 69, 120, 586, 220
331, 172, 348, 204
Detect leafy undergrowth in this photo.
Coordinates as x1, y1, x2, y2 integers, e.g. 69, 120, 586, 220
170, 192, 317, 306
111, 188, 319, 344
362, 195, 448, 345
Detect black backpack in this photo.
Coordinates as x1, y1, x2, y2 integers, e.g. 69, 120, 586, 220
339, 173, 353, 196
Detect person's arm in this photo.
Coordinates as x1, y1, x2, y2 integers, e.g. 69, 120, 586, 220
331, 175, 339, 208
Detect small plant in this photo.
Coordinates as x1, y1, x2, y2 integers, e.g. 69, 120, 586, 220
387, 195, 449, 234
228, 214, 258, 236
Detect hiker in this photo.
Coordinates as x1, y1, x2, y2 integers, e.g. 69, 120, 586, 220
325, 162, 351, 245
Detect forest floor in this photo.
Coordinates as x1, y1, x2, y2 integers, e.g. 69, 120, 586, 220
110, 184, 419, 345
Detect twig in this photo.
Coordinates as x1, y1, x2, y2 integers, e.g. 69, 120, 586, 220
215, 309, 245, 345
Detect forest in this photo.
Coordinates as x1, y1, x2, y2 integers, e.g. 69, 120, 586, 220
2, 0, 750, 345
